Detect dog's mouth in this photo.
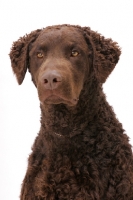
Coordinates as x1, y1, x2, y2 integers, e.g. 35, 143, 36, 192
47, 95, 62, 101
40, 93, 79, 106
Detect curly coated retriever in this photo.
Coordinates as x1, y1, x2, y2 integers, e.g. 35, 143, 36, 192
10, 25, 133, 200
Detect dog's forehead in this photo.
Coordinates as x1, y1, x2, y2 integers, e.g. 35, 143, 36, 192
36, 26, 87, 45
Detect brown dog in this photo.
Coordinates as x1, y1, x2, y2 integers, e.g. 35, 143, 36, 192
10, 25, 133, 200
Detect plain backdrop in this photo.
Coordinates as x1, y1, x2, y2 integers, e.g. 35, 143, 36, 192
0, 0, 133, 199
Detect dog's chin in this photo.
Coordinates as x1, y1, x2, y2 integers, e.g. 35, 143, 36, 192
40, 95, 78, 106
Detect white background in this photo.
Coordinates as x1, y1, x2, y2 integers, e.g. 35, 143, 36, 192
0, 0, 133, 199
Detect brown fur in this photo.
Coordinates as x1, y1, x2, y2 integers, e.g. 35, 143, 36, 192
9, 24, 133, 200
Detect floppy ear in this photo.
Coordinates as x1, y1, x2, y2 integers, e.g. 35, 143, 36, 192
9, 29, 42, 84
83, 27, 121, 83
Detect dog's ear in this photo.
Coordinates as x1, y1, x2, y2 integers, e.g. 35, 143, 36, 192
9, 29, 42, 84
83, 27, 121, 83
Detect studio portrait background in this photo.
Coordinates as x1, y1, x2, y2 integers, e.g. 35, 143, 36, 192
0, 0, 133, 199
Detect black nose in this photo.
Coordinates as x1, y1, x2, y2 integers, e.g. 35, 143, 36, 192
42, 70, 62, 90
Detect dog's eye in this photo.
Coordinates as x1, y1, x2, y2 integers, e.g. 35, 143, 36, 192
71, 50, 79, 57
37, 52, 43, 58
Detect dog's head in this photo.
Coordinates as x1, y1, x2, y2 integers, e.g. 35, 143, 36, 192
9, 25, 121, 106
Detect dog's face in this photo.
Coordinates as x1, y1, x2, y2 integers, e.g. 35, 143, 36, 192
29, 26, 90, 106
9, 25, 121, 107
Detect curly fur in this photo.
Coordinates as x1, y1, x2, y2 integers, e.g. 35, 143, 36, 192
9, 24, 133, 200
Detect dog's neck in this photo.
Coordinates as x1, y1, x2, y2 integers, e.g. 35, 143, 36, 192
40, 83, 102, 138
40, 103, 86, 138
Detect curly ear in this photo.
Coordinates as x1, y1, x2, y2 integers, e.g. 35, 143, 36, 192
83, 27, 121, 83
9, 29, 42, 84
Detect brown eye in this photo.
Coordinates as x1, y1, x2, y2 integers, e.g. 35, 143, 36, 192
71, 50, 79, 57
37, 52, 43, 58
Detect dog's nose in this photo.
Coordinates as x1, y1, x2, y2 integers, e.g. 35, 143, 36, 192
42, 70, 62, 90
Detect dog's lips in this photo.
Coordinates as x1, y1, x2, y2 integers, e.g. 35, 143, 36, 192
42, 92, 78, 106
46, 95, 63, 101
